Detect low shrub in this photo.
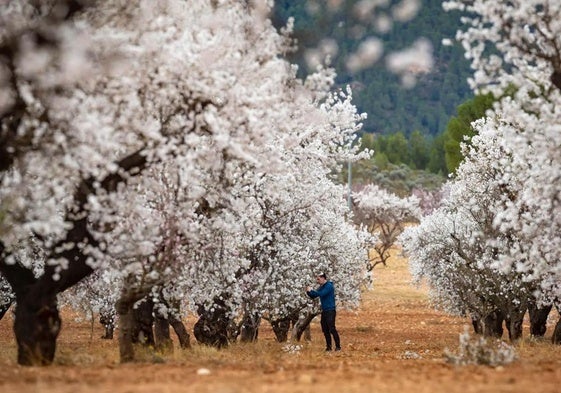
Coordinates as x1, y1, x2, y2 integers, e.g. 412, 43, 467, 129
444, 327, 517, 366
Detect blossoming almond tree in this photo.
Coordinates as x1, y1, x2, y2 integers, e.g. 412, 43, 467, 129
0, 0, 291, 365
447, 0, 561, 331
160, 78, 374, 348
353, 184, 421, 269
0, 0, 373, 364
403, 0, 561, 342
401, 123, 533, 340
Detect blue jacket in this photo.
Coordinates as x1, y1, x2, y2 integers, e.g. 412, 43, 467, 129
307, 281, 336, 311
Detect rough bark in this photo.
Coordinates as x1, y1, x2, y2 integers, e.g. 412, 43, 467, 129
193, 298, 230, 348
116, 298, 136, 363
240, 312, 260, 343
154, 315, 173, 354
291, 312, 316, 342
116, 291, 154, 363
131, 298, 155, 346
153, 310, 191, 351
168, 315, 191, 349
471, 317, 483, 335
271, 318, 291, 342
481, 309, 505, 338
13, 294, 61, 366
0, 259, 67, 366
505, 315, 523, 341
528, 302, 552, 337
551, 70, 561, 91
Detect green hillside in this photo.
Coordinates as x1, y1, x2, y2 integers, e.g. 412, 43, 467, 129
272, 0, 472, 137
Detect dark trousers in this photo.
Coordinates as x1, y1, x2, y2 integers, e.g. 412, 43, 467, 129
321, 309, 340, 350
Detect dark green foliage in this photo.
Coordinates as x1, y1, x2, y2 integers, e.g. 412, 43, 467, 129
364, 130, 443, 173
338, 131, 446, 195
426, 133, 447, 175
273, 0, 479, 191
273, 0, 473, 137
409, 130, 429, 170
443, 93, 495, 174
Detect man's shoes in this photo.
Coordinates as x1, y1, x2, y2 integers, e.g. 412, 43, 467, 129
335, 347, 341, 351
325, 347, 332, 352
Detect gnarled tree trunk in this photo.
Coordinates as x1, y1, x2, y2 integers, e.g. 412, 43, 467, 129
193, 297, 231, 348
116, 298, 136, 363
154, 312, 191, 351
505, 315, 523, 341
271, 318, 291, 342
528, 302, 551, 337
471, 316, 483, 335
132, 298, 155, 346
291, 312, 316, 342
169, 314, 191, 349
481, 309, 504, 338
0, 242, 93, 366
240, 312, 260, 343
505, 304, 527, 342
116, 293, 155, 363
552, 320, 561, 345
0, 148, 147, 366
154, 314, 173, 354
14, 294, 61, 366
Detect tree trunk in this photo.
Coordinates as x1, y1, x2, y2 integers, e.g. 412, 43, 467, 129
13, 294, 61, 366
505, 304, 527, 342
193, 298, 230, 348
471, 316, 483, 335
0, 247, 93, 366
481, 309, 504, 338
528, 302, 551, 337
116, 298, 136, 363
168, 315, 191, 349
240, 312, 260, 343
271, 318, 291, 342
131, 298, 155, 346
117, 294, 154, 363
157, 294, 190, 349
291, 312, 316, 342
0, 149, 147, 366
154, 315, 173, 354
505, 315, 523, 341
301, 322, 312, 342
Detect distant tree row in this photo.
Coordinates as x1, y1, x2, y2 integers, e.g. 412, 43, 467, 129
347, 91, 495, 195
360, 130, 446, 175
402, 0, 561, 344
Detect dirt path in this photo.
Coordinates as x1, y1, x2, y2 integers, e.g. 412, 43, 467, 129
1, 253, 561, 392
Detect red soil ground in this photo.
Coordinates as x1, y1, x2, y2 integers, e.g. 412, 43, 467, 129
1, 253, 561, 393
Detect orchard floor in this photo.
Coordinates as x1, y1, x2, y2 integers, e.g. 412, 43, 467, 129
2, 253, 561, 393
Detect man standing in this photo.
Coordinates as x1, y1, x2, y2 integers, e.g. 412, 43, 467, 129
306, 273, 341, 351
